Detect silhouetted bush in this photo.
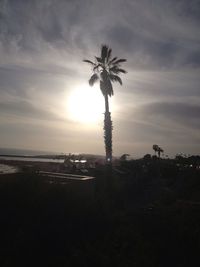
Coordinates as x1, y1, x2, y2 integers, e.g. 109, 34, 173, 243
0, 161, 200, 266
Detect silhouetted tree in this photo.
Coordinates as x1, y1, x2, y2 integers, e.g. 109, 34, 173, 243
157, 147, 164, 158
153, 144, 159, 156
84, 45, 127, 164
143, 154, 151, 161
152, 144, 164, 158
120, 154, 130, 161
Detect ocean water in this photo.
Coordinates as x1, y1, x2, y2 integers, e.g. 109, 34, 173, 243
0, 156, 64, 163
0, 147, 65, 163
0, 164, 19, 174
0, 147, 58, 156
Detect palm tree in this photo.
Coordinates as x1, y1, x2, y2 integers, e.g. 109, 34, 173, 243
83, 45, 127, 164
120, 154, 130, 161
153, 144, 164, 158
153, 144, 159, 156
157, 147, 163, 158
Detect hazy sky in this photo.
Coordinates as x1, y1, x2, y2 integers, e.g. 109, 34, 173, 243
0, 0, 200, 157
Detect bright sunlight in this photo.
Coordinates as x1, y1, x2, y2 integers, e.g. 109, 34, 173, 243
67, 84, 104, 124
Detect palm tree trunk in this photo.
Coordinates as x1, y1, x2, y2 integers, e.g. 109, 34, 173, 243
104, 94, 112, 164
105, 93, 109, 113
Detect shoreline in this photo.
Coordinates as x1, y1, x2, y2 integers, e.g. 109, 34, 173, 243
0, 158, 63, 173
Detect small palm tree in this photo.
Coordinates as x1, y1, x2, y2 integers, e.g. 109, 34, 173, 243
157, 147, 164, 158
153, 144, 164, 158
153, 144, 159, 156
120, 154, 130, 161
83, 45, 127, 164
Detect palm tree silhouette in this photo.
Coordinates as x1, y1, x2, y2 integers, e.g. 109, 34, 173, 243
157, 147, 164, 158
152, 144, 164, 158
120, 154, 130, 161
83, 45, 127, 163
153, 144, 159, 156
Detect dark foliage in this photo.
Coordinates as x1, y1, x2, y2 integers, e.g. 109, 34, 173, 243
0, 161, 200, 267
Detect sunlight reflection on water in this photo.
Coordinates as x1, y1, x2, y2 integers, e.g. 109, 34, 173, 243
0, 164, 19, 174
0, 156, 64, 163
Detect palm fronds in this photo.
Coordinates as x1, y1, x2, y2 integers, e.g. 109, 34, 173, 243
89, 73, 99, 86
109, 66, 127, 74
84, 45, 127, 95
110, 74, 122, 85
83, 59, 95, 65
112, 58, 127, 64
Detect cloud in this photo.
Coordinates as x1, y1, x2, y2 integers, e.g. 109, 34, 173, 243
0, 99, 64, 121
0, 0, 199, 156
140, 101, 200, 129
1, 0, 200, 70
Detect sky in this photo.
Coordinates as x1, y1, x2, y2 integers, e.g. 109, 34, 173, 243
0, 0, 200, 158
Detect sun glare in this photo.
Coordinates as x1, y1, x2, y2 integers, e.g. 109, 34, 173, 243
67, 85, 104, 124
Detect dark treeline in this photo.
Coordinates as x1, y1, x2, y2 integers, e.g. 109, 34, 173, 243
0, 158, 200, 266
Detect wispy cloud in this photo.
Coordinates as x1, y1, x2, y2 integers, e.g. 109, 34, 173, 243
0, 0, 199, 156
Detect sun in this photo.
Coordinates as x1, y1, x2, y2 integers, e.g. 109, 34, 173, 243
67, 84, 104, 124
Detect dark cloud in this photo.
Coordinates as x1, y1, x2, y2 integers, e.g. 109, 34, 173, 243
1, 0, 199, 68
185, 51, 200, 67
106, 25, 134, 49
0, 65, 74, 98
140, 102, 200, 129
126, 70, 200, 99
0, 99, 64, 122
37, 18, 63, 43
106, 24, 199, 69
173, 0, 200, 21
115, 118, 174, 143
